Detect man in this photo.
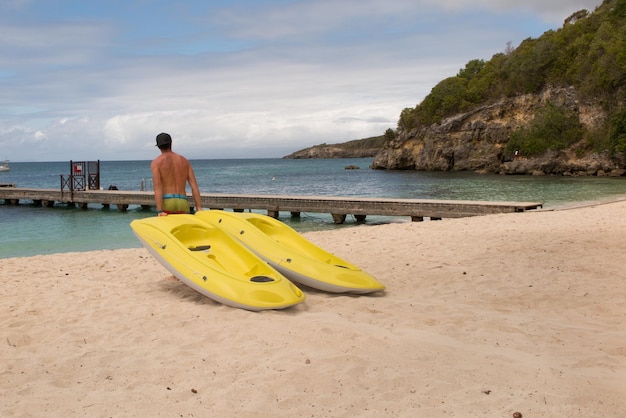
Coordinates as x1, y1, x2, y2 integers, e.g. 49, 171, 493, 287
151, 132, 202, 216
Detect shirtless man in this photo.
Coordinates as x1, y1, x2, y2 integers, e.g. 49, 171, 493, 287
151, 132, 202, 216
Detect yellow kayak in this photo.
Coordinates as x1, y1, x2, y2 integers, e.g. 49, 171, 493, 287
195, 210, 385, 294
130, 215, 305, 311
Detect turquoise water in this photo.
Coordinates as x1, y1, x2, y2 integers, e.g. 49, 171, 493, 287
2, 158, 626, 258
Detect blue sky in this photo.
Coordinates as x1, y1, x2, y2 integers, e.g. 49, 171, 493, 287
0, 0, 601, 161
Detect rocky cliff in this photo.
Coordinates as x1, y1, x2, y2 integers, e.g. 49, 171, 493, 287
371, 87, 626, 176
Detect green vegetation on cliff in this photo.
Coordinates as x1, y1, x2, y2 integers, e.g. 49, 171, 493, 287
398, 0, 626, 158
505, 103, 583, 156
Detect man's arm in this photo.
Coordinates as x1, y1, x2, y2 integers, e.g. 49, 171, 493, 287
187, 165, 202, 212
151, 161, 165, 213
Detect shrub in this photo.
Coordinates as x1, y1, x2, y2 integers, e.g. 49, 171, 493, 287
608, 108, 626, 156
506, 103, 583, 156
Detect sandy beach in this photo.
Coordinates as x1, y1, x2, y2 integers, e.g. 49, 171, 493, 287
2, 201, 625, 417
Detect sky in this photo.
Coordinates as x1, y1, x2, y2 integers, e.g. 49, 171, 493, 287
0, 0, 602, 162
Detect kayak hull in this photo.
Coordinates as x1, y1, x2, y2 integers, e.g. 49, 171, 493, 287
130, 215, 305, 311
195, 210, 385, 294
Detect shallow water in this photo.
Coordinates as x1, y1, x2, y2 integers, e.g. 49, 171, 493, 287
1, 158, 625, 258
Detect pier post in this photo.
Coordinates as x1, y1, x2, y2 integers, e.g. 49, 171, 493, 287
331, 213, 346, 224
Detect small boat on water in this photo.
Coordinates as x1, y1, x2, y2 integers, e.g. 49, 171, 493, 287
195, 210, 385, 294
130, 214, 305, 311
0, 160, 9, 172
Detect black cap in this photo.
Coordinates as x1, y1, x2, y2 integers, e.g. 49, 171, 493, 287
156, 132, 172, 146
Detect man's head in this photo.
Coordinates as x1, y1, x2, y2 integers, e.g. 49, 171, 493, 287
156, 132, 172, 150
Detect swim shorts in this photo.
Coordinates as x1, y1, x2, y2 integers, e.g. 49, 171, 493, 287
162, 194, 190, 214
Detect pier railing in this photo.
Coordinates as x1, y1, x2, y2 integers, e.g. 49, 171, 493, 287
0, 187, 543, 223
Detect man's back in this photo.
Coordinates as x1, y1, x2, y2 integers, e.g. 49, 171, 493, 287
152, 151, 190, 195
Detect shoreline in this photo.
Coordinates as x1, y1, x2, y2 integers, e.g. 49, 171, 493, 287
537, 194, 626, 211
2, 200, 625, 416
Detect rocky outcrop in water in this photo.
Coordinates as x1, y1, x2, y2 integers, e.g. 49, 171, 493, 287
283, 145, 378, 159
370, 87, 625, 176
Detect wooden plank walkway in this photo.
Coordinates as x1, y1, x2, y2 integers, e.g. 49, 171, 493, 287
0, 187, 543, 223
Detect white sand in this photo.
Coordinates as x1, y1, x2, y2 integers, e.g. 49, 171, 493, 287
1, 201, 625, 417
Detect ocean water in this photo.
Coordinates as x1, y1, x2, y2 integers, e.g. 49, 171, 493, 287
1, 158, 626, 258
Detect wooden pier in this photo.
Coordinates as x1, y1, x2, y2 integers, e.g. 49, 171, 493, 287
0, 187, 543, 223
